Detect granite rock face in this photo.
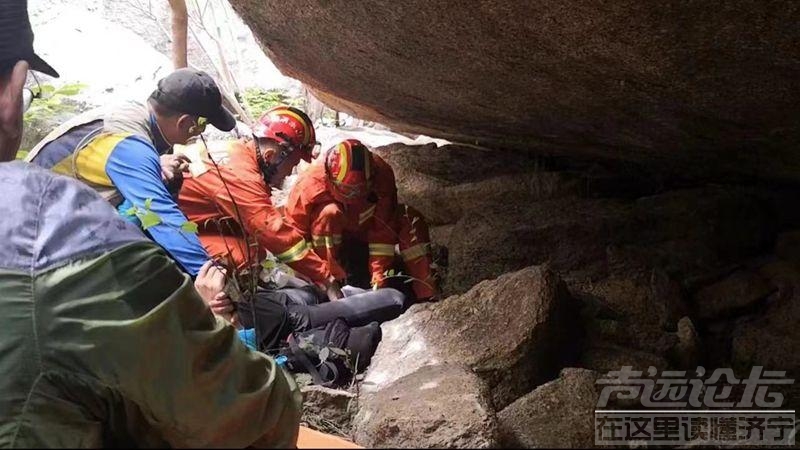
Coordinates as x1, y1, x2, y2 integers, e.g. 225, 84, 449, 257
230, 0, 800, 182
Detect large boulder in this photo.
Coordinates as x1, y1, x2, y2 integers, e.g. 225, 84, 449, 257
730, 261, 800, 373
374, 143, 583, 226
229, 0, 800, 183
575, 270, 686, 353
362, 265, 579, 409
580, 344, 668, 374
692, 269, 775, 319
498, 368, 601, 448
445, 197, 630, 294
445, 186, 787, 295
352, 364, 499, 448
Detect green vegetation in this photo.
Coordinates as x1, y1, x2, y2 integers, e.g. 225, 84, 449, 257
23, 82, 88, 124
18, 82, 87, 160
240, 87, 304, 118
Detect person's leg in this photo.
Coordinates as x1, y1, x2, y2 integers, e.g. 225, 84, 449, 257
300, 287, 405, 329
346, 321, 382, 373
236, 290, 293, 353
280, 286, 322, 307
341, 285, 367, 297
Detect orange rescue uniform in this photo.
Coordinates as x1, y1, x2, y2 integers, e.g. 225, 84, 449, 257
177, 139, 337, 285
285, 154, 436, 299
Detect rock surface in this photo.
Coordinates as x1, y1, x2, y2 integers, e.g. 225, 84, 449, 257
361, 265, 579, 410
229, 0, 800, 182
671, 316, 701, 370
692, 270, 775, 319
445, 186, 789, 295
301, 385, 356, 436
352, 364, 499, 449
498, 368, 600, 448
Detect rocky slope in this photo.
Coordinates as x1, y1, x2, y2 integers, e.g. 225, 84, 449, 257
302, 142, 800, 448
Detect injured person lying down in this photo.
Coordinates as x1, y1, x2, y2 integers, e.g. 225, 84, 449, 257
223, 268, 405, 388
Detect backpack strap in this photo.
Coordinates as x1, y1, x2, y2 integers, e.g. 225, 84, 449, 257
288, 336, 327, 386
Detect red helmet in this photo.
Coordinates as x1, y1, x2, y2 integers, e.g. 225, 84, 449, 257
325, 139, 373, 203
252, 105, 316, 162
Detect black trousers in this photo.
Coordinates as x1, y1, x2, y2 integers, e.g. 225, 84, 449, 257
237, 286, 405, 352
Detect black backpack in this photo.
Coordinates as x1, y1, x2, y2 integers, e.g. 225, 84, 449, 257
281, 318, 354, 388
280, 319, 382, 388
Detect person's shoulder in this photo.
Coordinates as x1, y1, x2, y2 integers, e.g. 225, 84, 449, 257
294, 161, 330, 199
371, 152, 393, 173
0, 161, 147, 273
104, 101, 153, 142
106, 133, 160, 163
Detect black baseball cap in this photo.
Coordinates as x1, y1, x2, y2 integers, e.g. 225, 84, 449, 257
149, 68, 236, 131
0, 0, 59, 77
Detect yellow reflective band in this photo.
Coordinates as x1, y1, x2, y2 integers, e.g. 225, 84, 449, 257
359, 204, 377, 224
279, 108, 312, 146
369, 243, 396, 257
335, 142, 349, 182
401, 243, 430, 261
276, 239, 310, 263
311, 234, 342, 248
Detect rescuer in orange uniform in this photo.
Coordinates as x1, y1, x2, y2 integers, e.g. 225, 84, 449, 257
285, 139, 438, 302
177, 106, 344, 301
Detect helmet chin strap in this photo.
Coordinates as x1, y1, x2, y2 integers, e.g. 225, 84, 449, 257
254, 136, 293, 187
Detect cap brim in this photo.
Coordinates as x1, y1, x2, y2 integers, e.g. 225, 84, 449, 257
28, 52, 59, 78
208, 105, 236, 132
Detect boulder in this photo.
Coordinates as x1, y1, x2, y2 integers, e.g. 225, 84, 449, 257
731, 291, 800, 372
670, 316, 701, 370
775, 230, 800, 266
730, 291, 800, 411
580, 343, 668, 374
352, 364, 499, 449
445, 186, 785, 295
374, 143, 582, 226
445, 197, 630, 295
498, 368, 600, 448
230, 0, 800, 183
574, 270, 686, 357
757, 259, 800, 303
692, 270, 775, 319
362, 265, 579, 409
301, 385, 356, 436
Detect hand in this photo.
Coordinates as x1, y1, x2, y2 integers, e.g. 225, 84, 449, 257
325, 279, 345, 302
195, 260, 235, 322
0, 61, 29, 162
160, 153, 191, 184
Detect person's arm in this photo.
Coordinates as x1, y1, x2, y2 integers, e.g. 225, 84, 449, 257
213, 170, 334, 286
44, 241, 302, 447
367, 157, 400, 287
105, 135, 209, 276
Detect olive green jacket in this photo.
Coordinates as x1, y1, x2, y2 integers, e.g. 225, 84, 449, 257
0, 161, 302, 448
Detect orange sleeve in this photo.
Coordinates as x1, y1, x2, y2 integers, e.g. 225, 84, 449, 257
209, 165, 332, 285
367, 155, 400, 286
